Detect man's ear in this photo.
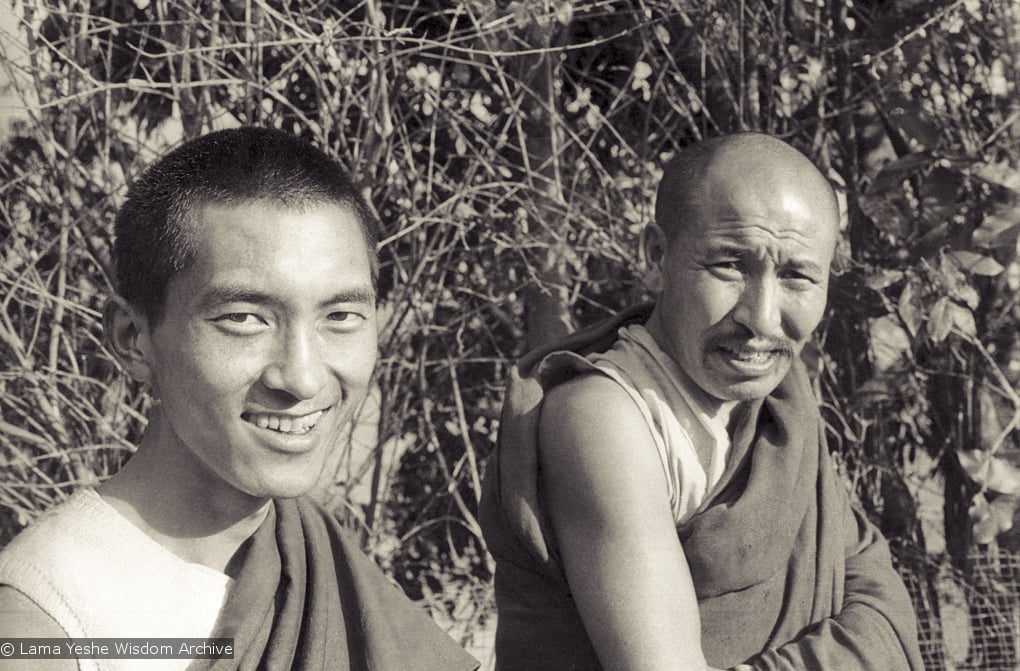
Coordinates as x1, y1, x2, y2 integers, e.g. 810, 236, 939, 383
640, 222, 668, 294
103, 296, 154, 384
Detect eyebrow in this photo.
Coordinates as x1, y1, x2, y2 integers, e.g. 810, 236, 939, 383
197, 285, 377, 311
702, 245, 827, 276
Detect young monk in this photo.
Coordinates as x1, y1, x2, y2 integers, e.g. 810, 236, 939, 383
0, 127, 479, 671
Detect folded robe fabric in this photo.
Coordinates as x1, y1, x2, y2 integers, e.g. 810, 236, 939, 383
203, 496, 479, 671
478, 304, 923, 670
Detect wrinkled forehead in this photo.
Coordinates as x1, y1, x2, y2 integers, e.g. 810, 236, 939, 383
685, 158, 837, 234
675, 166, 840, 262
656, 135, 840, 242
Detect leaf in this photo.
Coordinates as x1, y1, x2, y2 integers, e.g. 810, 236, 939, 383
859, 192, 911, 237
509, 1, 531, 28
554, 1, 573, 25
926, 296, 952, 343
949, 302, 976, 338
633, 61, 652, 82
855, 376, 894, 402
972, 205, 1020, 249
969, 494, 1000, 544
970, 160, 1020, 192
869, 315, 911, 371
469, 92, 495, 124
869, 152, 932, 193
938, 252, 967, 293
948, 249, 1005, 276
864, 268, 904, 291
953, 284, 980, 310
897, 279, 923, 337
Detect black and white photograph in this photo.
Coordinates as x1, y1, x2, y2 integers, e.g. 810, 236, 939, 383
0, 1, 1017, 669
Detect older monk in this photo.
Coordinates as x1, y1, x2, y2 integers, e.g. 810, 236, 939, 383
481, 133, 923, 671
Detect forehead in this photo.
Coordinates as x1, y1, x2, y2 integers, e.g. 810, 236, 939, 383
173, 200, 374, 302
678, 165, 839, 260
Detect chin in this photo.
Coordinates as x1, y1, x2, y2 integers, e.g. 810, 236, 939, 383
246, 470, 325, 500
725, 379, 786, 402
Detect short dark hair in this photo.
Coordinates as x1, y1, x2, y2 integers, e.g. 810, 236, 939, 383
113, 127, 380, 322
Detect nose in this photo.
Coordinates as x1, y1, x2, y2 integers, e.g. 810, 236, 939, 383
731, 276, 784, 339
261, 325, 329, 401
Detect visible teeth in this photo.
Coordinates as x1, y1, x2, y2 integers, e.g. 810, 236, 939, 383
734, 350, 773, 363
245, 410, 324, 434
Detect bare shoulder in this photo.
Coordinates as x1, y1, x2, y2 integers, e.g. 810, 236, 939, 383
539, 372, 670, 523
540, 372, 650, 449
0, 586, 76, 670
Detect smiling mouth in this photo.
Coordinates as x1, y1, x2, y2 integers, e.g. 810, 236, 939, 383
716, 339, 794, 370
242, 409, 326, 435
721, 347, 782, 365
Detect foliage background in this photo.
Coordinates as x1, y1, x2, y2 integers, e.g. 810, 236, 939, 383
1, 0, 1018, 668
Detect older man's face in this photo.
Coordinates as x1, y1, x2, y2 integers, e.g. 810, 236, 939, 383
650, 162, 839, 407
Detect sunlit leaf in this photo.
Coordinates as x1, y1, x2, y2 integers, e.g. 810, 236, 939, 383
869, 315, 911, 371
948, 249, 1005, 276
926, 296, 952, 342
953, 284, 980, 310
554, 1, 573, 25
948, 302, 976, 338
970, 160, 1020, 192
897, 279, 923, 337
972, 206, 1020, 249
864, 268, 904, 291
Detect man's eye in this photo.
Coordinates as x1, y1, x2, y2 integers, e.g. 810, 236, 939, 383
709, 261, 742, 275
327, 311, 366, 327
211, 313, 267, 333
217, 313, 260, 323
781, 270, 818, 284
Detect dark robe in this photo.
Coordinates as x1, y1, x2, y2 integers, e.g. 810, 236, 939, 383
205, 496, 479, 671
479, 304, 923, 670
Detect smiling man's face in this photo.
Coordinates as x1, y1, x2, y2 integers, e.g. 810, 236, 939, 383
136, 199, 378, 500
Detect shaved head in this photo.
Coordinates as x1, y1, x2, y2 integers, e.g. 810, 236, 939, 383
654, 133, 838, 242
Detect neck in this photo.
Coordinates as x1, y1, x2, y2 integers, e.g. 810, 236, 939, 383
97, 412, 271, 576
643, 308, 742, 428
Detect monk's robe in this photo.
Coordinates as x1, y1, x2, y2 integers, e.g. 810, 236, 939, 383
479, 304, 923, 671
0, 490, 477, 671
205, 497, 480, 671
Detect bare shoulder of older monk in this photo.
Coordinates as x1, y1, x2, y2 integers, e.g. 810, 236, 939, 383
485, 133, 923, 671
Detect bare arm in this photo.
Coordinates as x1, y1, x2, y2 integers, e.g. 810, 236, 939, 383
539, 374, 714, 671
0, 585, 77, 670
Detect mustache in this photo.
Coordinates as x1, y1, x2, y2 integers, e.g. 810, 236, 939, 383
712, 334, 795, 356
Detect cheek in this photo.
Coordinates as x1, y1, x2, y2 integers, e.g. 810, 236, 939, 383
155, 339, 260, 400
684, 280, 739, 328
324, 331, 378, 381
786, 291, 828, 339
